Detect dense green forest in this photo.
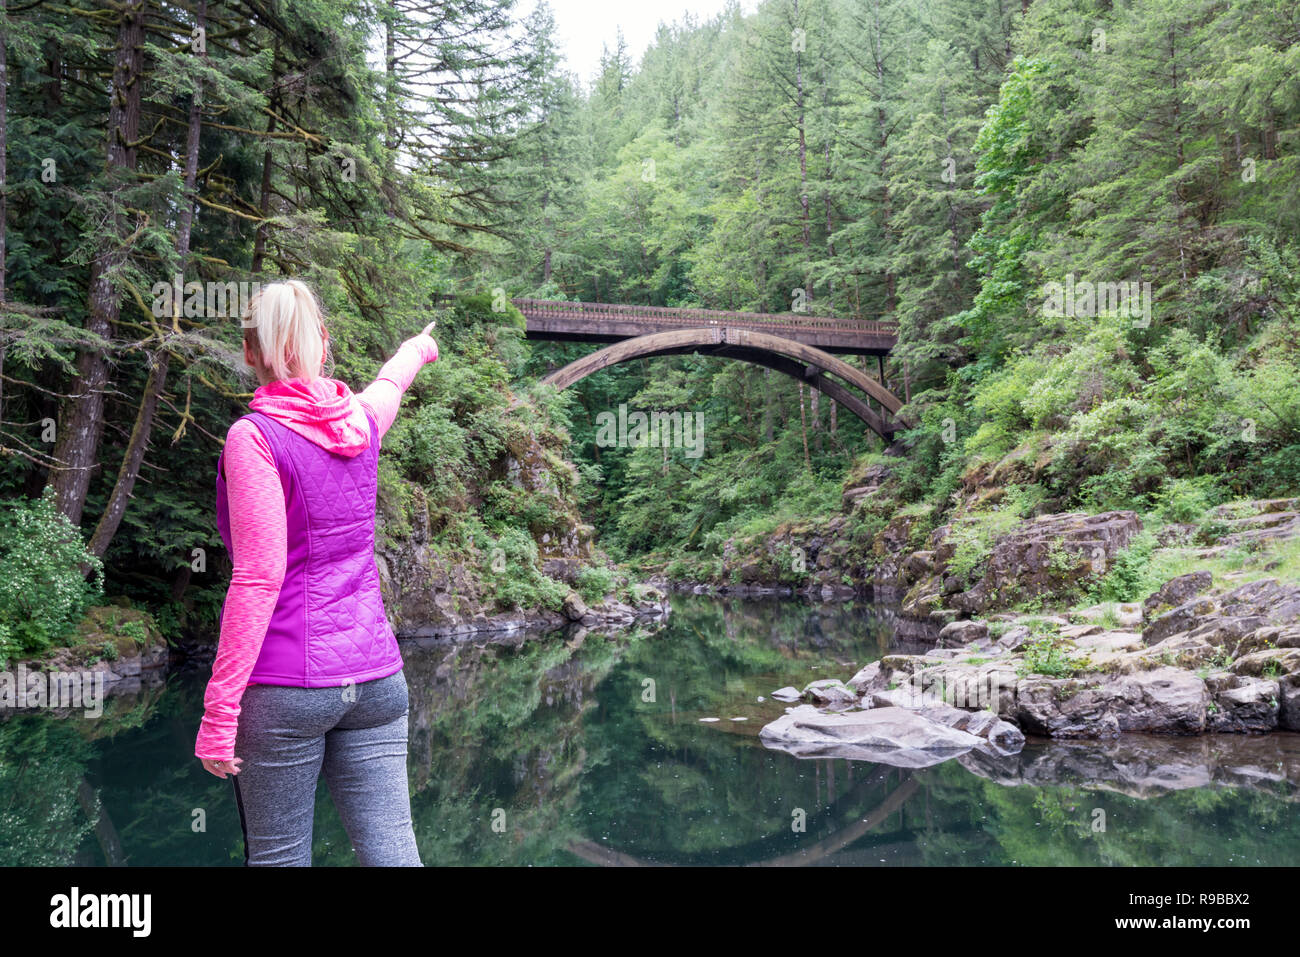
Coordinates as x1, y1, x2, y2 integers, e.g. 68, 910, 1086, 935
1, 0, 1298, 660
493, 0, 1300, 579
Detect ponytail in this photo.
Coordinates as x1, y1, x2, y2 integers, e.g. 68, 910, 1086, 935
241, 279, 330, 382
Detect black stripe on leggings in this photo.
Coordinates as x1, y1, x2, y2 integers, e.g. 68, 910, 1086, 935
231, 774, 250, 867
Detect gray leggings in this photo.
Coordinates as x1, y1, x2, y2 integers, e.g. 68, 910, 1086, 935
230, 670, 422, 866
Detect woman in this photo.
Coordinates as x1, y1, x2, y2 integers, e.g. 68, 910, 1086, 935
195, 279, 437, 866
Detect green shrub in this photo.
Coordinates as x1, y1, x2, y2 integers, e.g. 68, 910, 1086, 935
575, 565, 616, 604
482, 527, 569, 612
1088, 530, 1156, 603
1154, 477, 1223, 525
0, 492, 104, 663
946, 509, 1019, 582
1017, 635, 1090, 678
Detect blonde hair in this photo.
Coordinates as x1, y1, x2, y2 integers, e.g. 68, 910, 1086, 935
241, 279, 330, 382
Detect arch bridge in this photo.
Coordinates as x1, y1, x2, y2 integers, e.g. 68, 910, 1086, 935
510, 298, 909, 440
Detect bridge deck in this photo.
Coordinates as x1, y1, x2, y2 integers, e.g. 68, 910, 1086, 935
512, 298, 897, 356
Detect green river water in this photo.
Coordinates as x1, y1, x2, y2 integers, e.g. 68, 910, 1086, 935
2, 595, 1297, 866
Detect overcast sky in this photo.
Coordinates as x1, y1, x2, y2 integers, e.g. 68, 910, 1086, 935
535, 0, 756, 87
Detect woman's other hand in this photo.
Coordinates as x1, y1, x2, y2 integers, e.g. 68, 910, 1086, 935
201, 756, 244, 779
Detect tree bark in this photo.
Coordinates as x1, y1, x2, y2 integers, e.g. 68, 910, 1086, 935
90, 1, 208, 560
798, 382, 810, 469
0, 0, 8, 307
251, 39, 280, 275
794, 0, 812, 306
48, 0, 145, 524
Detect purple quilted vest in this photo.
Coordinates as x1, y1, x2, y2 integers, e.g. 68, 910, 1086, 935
215, 409, 402, 687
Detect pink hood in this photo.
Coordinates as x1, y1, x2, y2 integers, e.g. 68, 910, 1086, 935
248, 377, 371, 457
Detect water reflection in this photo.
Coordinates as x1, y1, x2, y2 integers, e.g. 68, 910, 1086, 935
1, 596, 1296, 865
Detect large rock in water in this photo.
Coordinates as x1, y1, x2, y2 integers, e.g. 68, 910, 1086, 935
868, 689, 1025, 753
759, 705, 984, 768
1015, 667, 1208, 737
801, 679, 859, 706
1204, 673, 1279, 732
1281, 675, 1300, 731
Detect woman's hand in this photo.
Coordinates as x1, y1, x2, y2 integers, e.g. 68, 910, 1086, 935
400, 321, 439, 364
201, 756, 244, 779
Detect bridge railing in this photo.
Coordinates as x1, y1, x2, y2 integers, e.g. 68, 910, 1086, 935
502, 297, 898, 336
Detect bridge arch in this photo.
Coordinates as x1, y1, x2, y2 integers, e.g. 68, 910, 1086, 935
565, 765, 919, 866
538, 327, 908, 440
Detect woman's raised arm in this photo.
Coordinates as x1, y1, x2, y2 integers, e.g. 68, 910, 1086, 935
357, 321, 439, 440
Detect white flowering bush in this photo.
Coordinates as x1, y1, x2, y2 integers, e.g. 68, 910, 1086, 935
0, 491, 104, 665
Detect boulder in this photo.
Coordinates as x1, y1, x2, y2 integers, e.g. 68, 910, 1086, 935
770, 686, 803, 702
868, 689, 1024, 753
561, 591, 588, 622
1116, 668, 1210, 733
1280, 675, 1300, 732
758, 704, 984, 767
996, 625, 1032, 652
1015, 678, 1121, 738
846, 661, 885, 694
900, 551, 933, 586
1184, 616, 1275, 657
946, 510, 1143, 615
1204, 673, 1279, 732
1015, 667, 1208, 737
801, 678, 859, 706
937, 619, 989, 647
1230, 647, 1300, 678
1142, 571, 1213, 620
1143, 595, 1221, 645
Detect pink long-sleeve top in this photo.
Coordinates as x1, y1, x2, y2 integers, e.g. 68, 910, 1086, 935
195, 334, 439, 761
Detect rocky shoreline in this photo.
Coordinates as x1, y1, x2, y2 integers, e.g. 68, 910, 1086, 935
393, 587, 672, 640
653, 578, 860, 601
756, 498, 1300, 766
4, 585, 671, 711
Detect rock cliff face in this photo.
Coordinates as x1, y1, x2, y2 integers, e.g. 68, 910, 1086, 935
375, 440, 667, 638
668, 455, 1147, 620
898, 511, 1144, 617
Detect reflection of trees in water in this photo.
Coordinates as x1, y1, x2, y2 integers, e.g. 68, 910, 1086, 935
570, 602, 914, 863
7, 597, 1300, 866
0, 682, 173, 866
570, 765, 922, 866
394, 626, 649, 866
76, 678, 246, 866
0, 718, 96, 865
673, 596, 895, 663
913, 738, 1300, 867
572, 599, 1300, 866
